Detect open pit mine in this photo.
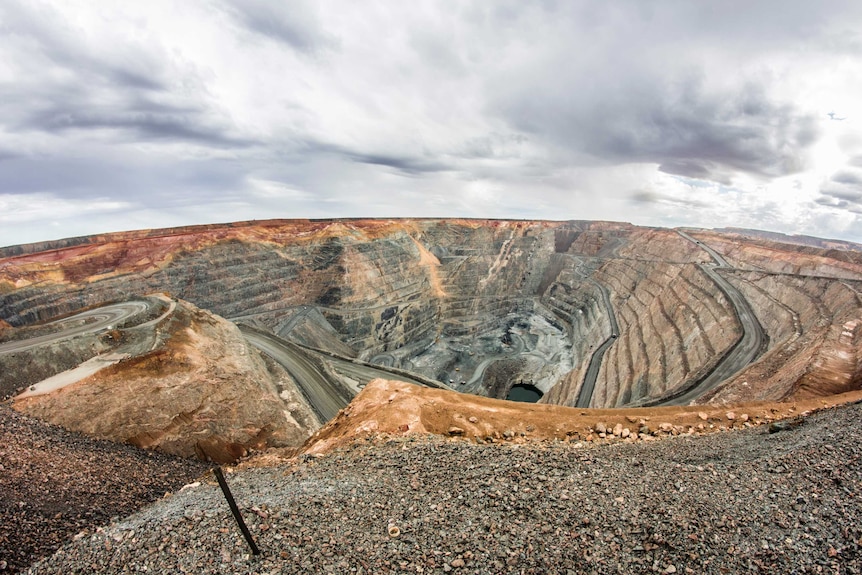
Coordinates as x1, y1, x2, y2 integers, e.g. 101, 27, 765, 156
2, 219, 862, 572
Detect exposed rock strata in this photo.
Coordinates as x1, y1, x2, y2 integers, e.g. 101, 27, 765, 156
704, 272, 862, 403
2, 219, 862, 411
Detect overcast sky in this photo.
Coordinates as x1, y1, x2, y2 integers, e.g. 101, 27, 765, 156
2, 0, 862, 247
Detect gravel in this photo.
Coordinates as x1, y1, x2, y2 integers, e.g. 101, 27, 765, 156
17, 400, 862, 574
0, 405, 211, 574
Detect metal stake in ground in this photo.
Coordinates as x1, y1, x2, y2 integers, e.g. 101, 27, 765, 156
213, 466, 261, 555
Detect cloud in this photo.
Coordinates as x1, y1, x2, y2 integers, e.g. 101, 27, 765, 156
21, 98, 255, 148
629, 189, 708, 209
832, 170, 862, 186
0, 0, 251, 151
1, 0, 862, 246
817, 167, 862, 214
218, 0, 335, 54
482, 3, 824, 183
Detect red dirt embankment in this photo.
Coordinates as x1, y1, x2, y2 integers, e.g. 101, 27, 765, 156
250, 379, 862, 462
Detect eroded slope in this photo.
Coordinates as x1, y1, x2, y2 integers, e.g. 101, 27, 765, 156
11, 299, 318, 462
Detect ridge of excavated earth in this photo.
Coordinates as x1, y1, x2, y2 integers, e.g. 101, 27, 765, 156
21, 385, 862, 574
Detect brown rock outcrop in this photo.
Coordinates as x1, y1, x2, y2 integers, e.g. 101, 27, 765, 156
13, 300, 317, 463
282, 379, 862, 458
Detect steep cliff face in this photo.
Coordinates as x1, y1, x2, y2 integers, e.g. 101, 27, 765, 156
593, 260, 739, 406
702, 272, 862, 403
689, 230, 862, 278
2, 219, 862, 412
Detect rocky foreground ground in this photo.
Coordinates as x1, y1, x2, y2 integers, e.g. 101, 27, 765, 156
20, 399, 862, 574
0, 405, 211, 573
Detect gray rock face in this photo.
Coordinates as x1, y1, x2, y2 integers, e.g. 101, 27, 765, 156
2, 219, 862, 407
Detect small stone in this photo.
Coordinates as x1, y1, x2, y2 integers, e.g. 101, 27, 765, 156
595, 422, 607, 434
468, 416, 478, 423
621, 428, 630, 438
398, 424, 409, 432
451, 558, 465, 568
828, 546, 838, 557
502, 430, 515, 439
659, 422, 674, 433
664, 565, 677, 573
638, 425, 651, 435
739, 413, 749, 422
447, 427, 465, 436
698, 412, 708, 421
612, 423, 623, 436
526, 425, 535, 432
726, 411, 736, 421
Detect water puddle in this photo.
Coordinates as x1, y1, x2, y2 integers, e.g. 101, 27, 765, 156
506, 383, 543, 403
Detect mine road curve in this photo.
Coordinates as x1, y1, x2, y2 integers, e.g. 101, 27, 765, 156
0, 301, 151, 355
316, 350, 442, 390
275, 305, 313, 338
641, 231, 767, 406
239, 326, 352, 423
240, 326, 443, 422
464, 332, 526, 390
575, 279, 619, 408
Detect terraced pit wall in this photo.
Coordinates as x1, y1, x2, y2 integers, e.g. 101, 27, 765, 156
3, 220, 862, 407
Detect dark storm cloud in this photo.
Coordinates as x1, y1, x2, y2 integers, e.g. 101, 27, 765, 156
493, 66, 819, 182
481, 1, 837, 182
343, 151, 449, 176
818, 167, 862, 213
219, 0, 334, 53
293, 140, 451, 176
832, 171, 862, 186
1, 0, 250, 151
821, 188, 862, 202
22, 99, 255, 148
815, 197, 862, 214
